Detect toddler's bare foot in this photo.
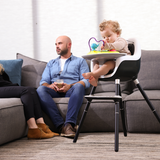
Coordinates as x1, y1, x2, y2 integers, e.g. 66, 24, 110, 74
82, 72, 94, 79
89, 76, 98, 86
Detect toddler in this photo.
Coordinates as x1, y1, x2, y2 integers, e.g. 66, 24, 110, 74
82, 20, 131, 86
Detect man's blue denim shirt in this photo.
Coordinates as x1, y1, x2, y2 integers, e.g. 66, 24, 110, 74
40, 54, 90, 89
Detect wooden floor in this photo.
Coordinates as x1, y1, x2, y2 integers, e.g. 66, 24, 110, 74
0, 132, 160, 160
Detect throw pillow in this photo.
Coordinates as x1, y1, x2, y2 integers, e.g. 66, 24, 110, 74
16, 53, 47, 88
0, 59, 23, 86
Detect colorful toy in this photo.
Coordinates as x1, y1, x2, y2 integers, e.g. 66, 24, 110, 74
88, 37, 104, 51
88, 37, 119, 54
91, 43, 99, 51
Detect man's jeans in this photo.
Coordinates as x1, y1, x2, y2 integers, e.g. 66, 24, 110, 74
37, 83, 85, 128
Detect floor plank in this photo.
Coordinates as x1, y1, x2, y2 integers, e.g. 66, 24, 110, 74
0, 132, 160, 160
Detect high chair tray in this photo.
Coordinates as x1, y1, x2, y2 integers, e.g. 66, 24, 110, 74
82, 51, 126, 60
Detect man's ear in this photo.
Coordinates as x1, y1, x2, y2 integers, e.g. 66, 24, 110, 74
68, 42, 72, 48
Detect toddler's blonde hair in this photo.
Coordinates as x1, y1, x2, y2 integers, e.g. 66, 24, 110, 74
0, 64, 4, 75
99, 20, 122, 35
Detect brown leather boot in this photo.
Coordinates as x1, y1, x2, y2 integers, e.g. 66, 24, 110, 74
27, 128, 54, 139
60, 123, 76, 138
37, 123, 59, 136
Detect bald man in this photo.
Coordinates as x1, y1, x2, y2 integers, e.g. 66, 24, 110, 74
37, 35, 90, 138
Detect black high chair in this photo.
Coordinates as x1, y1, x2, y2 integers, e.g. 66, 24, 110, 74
73, 38, 160, 152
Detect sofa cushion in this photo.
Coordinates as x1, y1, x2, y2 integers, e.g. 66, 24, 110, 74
16, 53, 47, 88
124, 90, 160, 133
136, 50, 160, 90
0, 98, 27, 145
0, 59, 23, 86
94, 80, 133, 94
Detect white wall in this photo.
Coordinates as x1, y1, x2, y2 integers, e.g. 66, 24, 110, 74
100, 0, 160, 51
0, 0, 34, 60
0, 0, 160, 61
33, 0, 98, 61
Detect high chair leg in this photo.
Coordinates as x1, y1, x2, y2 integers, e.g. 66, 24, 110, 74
134, 79, 160, 123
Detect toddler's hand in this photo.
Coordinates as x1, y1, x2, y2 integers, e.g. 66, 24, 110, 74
101, 40, 106, 50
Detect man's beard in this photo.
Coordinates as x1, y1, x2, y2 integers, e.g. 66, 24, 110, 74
57, 48, 68, 56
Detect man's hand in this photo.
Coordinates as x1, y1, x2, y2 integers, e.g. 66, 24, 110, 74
58, 83, 71, 93
43, 81, 85, 93
42, 82, 59, 92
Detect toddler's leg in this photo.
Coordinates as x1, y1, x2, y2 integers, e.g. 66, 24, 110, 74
92, 60, 99, 71
82, 60, 115, 86
82, 60, 99, 79
88, 76, 98, 86
93, 60, 115, 77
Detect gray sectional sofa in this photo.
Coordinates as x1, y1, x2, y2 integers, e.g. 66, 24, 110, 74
0, 50, 160, 146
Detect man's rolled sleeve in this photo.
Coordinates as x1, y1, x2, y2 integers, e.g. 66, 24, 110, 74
79, 59, 90, 89
40, 62, 51, 86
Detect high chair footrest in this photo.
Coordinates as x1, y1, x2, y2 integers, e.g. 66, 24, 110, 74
84, 95, 122, 101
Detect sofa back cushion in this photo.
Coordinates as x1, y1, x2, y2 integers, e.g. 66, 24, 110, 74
16, 53, 47, 88
0, 59, 23, 86
136, 50, 160, 90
